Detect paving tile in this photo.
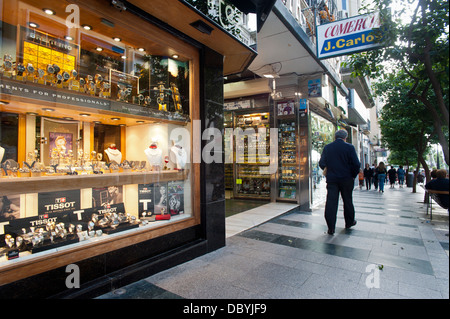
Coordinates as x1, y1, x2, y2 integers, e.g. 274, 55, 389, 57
97, 186, 448, 300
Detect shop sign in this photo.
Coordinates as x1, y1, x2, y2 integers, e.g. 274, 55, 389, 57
38, 190, 81, 215
224, 99, 252, 110
316, 12, 383, 59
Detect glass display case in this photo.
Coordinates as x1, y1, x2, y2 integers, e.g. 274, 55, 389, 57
275, 100, 299, 202
234, 112, 271, 199
0, 0, 200, 285
278, 119, 298, 200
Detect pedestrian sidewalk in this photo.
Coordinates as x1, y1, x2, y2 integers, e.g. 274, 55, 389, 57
97, 186, 449, 299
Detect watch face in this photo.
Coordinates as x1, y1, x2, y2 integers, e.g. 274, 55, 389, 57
4, 60, 12, 69
52, 64, 60, 74
79, 78, 85, 85
38, 69, 45, 77
17, 64, 26, 72
62, 71, 70, 80
71, 70, 78, 78
27, 64, 35, 73
47, 65, 55, 74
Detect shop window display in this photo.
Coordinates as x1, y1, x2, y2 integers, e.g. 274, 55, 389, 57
0, 0, 198, 275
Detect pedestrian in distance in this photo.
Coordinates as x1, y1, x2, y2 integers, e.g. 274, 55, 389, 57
397, 165, 406, 188
358, 169, 364, 189
319, 129, 360, 235
364, 163, 373, 190
372, 162, 378, 190
388, 165, 397, 188
376, 162, 387, 193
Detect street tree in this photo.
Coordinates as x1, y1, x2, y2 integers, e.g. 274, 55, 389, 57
376, 70, 437, 193
344, 0, 449, 165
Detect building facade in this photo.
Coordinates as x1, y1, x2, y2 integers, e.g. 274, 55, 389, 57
0, 0, 273, 298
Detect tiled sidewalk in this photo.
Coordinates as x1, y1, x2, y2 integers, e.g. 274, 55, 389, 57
97, 186, 449, 299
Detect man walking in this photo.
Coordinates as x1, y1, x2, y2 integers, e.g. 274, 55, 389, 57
319, 129, 361, 235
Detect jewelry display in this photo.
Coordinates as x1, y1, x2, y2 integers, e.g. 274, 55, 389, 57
68, 70, 79, 91
45, 64, 55, 85
26, 63, 36, 82
2, 54, 14, 78
37, 68, 45, 84
16, 63, 26, 81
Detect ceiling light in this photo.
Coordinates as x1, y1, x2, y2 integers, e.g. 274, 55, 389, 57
96, 47, 103, 52
138, 48, 145, 52
63, 117, 73, 120
29, 22, 39, 28
136, 120, 144, 123
42, 108, 55, 112
113, 37, 121, 42
82, 24, 92, 30
119, 124, 126, 127
0, 100, 10, 105
65, 35, 73, 41
121, 56, 126, 59
172, 54, 179, 59
93, 121, 102, 124
43, 8, 55, 15
80, 113, 91, 117
111, 117, 120, 121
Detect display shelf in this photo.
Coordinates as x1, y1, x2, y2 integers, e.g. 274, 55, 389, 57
0, 169, 189, 196
0, 78, 190, 126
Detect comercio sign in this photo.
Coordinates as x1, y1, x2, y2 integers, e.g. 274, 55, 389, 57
316, 12, 383, 59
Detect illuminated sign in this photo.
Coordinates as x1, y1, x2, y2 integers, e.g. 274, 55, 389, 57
316, 12, 383, 59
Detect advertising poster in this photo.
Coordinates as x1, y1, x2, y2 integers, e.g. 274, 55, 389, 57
138, 184, 154, 217
308, 79, 321, 98
153, 183, 168, 215
49, 132, 73, 157
92, 186, 123, 208
168, 181, 184, 216
0, 194, 20, 222
37, 189, 80, 215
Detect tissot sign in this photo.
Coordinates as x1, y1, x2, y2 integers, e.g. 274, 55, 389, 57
316, 12, 383, 59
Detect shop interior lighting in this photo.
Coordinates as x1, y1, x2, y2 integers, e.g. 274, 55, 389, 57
65, 36, 74, 41
172, 54, 179, 59
96, 47, 103, 52
80, 113, 91, 117
136, 120, 144, 123
43, 8, 55, 15
82, 24, 93, 30
93, 121, 102, 124
0, 100, 10, 105
111, 117, 120, 121
42, 108, 55, 112
138, 48, 145, 52
121, 55, 127, 59
113, 37, 121, 42
29, 22, 39, 28
63, 117, 73, 120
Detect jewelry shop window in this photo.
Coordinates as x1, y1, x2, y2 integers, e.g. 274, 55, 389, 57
0, 0, 200, 279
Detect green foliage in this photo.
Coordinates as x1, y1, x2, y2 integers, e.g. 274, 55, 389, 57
343, 0, 449, 165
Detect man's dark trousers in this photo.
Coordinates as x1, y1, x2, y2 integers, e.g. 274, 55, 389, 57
324, 177, 355, 232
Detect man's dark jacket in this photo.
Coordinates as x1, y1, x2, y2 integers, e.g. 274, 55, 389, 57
319, 139, 361, 183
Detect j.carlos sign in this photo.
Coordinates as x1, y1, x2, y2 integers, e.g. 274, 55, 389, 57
316, 12, 383, 59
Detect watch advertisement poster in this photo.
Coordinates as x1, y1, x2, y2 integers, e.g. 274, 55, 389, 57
92, 186, 123, 208
49, 132, 73, 157
154, 183, 168, 215
138, 184, 154, 217
168, 181, 184, 216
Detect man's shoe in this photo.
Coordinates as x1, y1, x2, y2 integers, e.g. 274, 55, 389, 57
327, 229, 335, 235
346, 220, 357, 229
